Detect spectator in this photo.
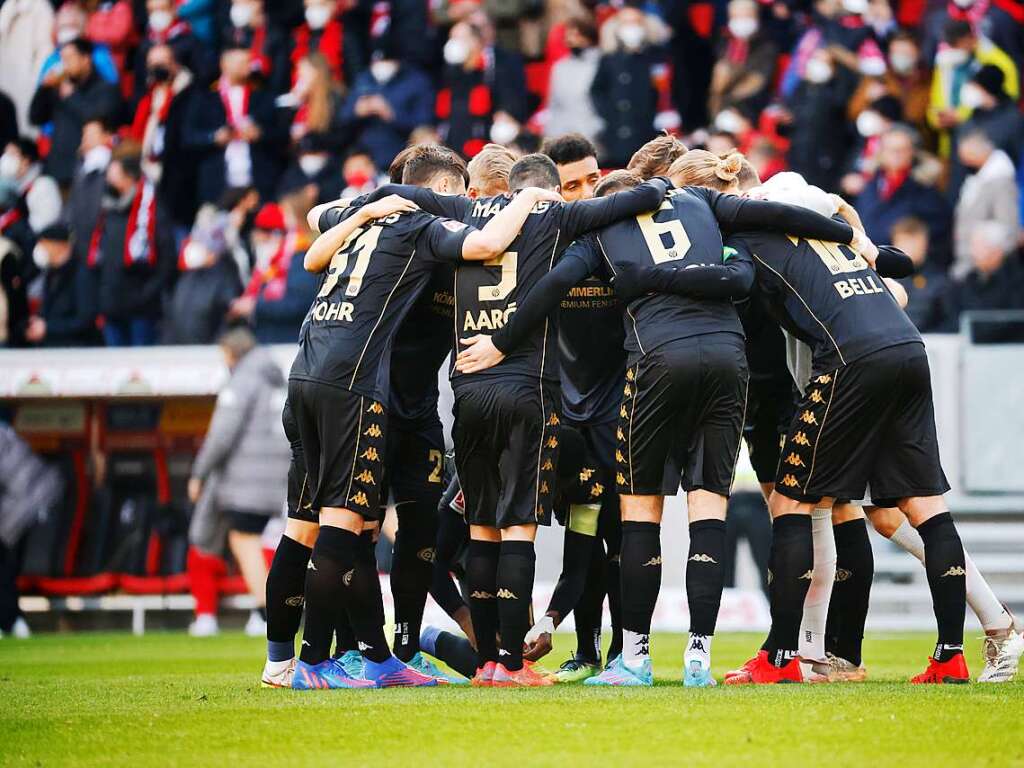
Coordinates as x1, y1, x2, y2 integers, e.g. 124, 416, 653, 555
952, 129, 1020, 278
840, 94, 902, 197
222, 0, 291, 94
543, 14, 603, 144
83, 0, 136, 81
129, 43, 198, 231
0, 0, 54, 134
165, 207, 242, 344
891, 216, 948, 332
184, 45, 281, 206
338, 147, 380, 197
28, 38, 121, 187
66, 119, 113, 266
785, 47, 858, 190
187, 326, 290, 637
940, 221, 1024, 331
590, 6, 668, 168
708, 0, 779, 120
0, 137, 62, 233
90, 149, 176, 346
41, 3, 121, 87
176, 0, 219, 45
219, 185, 262, 284
855, 124, 953, 266
881, 31, 932, 136
227, 202, 317, 344
25, 222, 99, 347
436, 19, 528, 158
291, 0, 347, 85
927, 20, 1018, 158
0, 92, 16, 153
0, 186, 30, 348
135, 0, 207, 101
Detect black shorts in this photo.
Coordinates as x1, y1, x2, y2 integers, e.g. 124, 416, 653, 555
743, 374, 798, 484
554, 419, 618, 534
774, 342, 950, 506
453, 379, 559, 529
282, 399, 317, 523
382, 415, 446, 509
617, 334, 749, 497
227, 510, 269, 534
287, 378, 387, 520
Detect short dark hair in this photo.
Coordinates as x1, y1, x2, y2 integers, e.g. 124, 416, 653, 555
508, 153, 561, 191
11, 136, 38, 164
62, 37, 93, 57
944, 19, 974, 44
594, 169, 642, 197
891, 216, 928, 238
565, 13, 598, 45
542, 133, 598, 167
402, 145, 469, 187
388, 145, 425, 183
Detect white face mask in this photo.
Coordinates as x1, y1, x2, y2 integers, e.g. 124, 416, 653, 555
254, 238, 279, 269
805, 58, 833, 83
952, 0, 975, 7
33, 244, 50, 271
959, 82, 988, 109
298, 153, 328, 177
82, 145, 112, 174
0, 152, 20, 180
617, 23, 646, 50
149, 9, 173, 32
182, 241, 208, 269
370, 60, 399, 83
230, 2, 254, 28
305, 4, 331, 30
489, 118, 519, 146
889, 51, 917, 75
56, 26, 82, 44
728, 17, 758, 39
714, 109, 745, 134
444, 38, 469, 66
859, 57, 886, 77
936, 47, 970, 68
856, 110, 884, 137
842, 0, 867, 14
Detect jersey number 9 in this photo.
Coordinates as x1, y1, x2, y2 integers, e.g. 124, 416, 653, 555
476, 251, 518, 302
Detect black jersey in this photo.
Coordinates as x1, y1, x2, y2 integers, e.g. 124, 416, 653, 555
727, 230, 923, 372
557, 235, 626, 425
289, 208, 471, 403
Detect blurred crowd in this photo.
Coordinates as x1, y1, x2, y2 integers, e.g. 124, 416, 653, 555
0, 0, 1022, 348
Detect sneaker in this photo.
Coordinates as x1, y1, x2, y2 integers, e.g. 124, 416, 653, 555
291, 659, 376, 689
334, 649, 365, 680
244, 611, 267, 638
491, 662, 556, 687
723, 650, 803, 685
979, 630, 1024, 683
12, 617, 31, 639
407, 652, 469, 684
910, 653, 969, 684
188, 613, 219, 638
555, 656, 601, 683
261, 658, 296, 688
363, 656, 438, 688
471, 661, 497, 687
585, 655, 653, 687
683, 659, 716, 687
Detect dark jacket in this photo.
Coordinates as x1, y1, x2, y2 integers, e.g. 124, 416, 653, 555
939, 256, 1024, 333
340, 65, 436, 170
28, 73, 121, 186
153, 80, 202, 230
591, 50, 659, 168
164, 257, 242, 344
182, 84, 282, 205
785, 73, 858, 192
856, 173, 953, 268
40, 256, 100, 347
898, 266, 949, 333
66, 166, 107, 264
949, 100, 1024, 200
93, 193, 177, 322
0, 238, 28, 347
252, 250, 318, 344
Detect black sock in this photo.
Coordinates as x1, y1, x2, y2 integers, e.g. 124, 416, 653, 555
763, 514, 813, 667
466, 539, 501, 665
606, 544, 623, 661
547, 529, 593, 619
496, 540, 536, 671
434, 631, 480, 679
391, 501, 437, 661
265, 535, 311, 657
620, 521, 661, 635
686, 519, 726, 637
573, 539, 606, 664
826, 518, 873, 667
300, 526, 357, 665
357, 531, 385, 628
347, 530, 390, 663
917, 512, 966, 662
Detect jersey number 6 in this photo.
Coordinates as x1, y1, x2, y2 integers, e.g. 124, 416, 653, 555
637, 200, 691, 264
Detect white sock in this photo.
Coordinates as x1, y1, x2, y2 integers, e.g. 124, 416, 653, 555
798, 508, 836, 662
891, 520, 1011, 631
684, 633, 712, 669
264, 658, 292, 674
622, 629, 650, 670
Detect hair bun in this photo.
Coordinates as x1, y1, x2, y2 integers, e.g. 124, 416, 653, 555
714, 153, 743, 182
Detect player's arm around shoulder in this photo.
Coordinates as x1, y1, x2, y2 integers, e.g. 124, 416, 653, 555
459, 187, 563, 261
303, 195, 420, 273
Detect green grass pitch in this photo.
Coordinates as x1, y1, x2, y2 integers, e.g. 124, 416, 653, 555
2, 631, 1022, 767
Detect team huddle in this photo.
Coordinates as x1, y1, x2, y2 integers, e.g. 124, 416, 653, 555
258, 132, 1024, 690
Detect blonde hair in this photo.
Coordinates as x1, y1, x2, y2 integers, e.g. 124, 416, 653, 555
467, 144, 516, 196
668, 149, 744, 192
301, 53, 340, 134
594, 169, 643, 197
627, 133, 688, 179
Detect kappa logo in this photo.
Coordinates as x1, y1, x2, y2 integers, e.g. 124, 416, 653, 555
626, 369, 635, 382
780, 474, 799, 488
942, 566, 967, 577
360, 447, 380, 461
540, 480, 550, 495
623, 384, 632, 398
285, 596, 305, 607
355, 469, 376, 485
547, 413, 560, 426
835, 568, 852, 582
363, 424, 382, 438
642, 556, 662, 567
615, 450, 626, 464
417, 547, 436, 563
767, 569, 773, 585
816, 374, 832, 384
791, 431, 812, 447
349, 491, 369, 507
545, 436, 558, 449
617, 427, 625, 441
590, 483, 604, 498
496, 588, 518, 599
342, 568, 355, 586
689, 553, 718, 564
799, 410, 819, 426
367, 402, 384, 414
620, 405, 629, 419
579, 467, 595, 482
616, 472, 627, 486
809, 389, 825, 404
798, 570, 814, 580
357, 640, 374, 651
542, 458, 554, 471
784, 452, 806, 468
689, 638, 705, 652
470, 590, 495, 599
307, 560, 317, 571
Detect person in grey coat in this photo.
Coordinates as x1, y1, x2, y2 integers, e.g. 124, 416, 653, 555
187, 326, 290, 636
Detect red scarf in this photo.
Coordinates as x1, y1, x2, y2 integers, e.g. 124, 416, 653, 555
87, 180, 159, 268
291, 20, 344, 83
218, 78, 251, 130
130, 84, 176, 161
148, 18, 191, 44
879, 167, 910, 201
291, 102, 310, 141
726, 35, 750, 65
0, 208, 21, 234
244, 234, 292, 302
948, 0, 991, 30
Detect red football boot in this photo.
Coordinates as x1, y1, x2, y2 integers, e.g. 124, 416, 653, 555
471, 661, 497, 687
723, 650, 804, 685
910, 654, 969, 684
